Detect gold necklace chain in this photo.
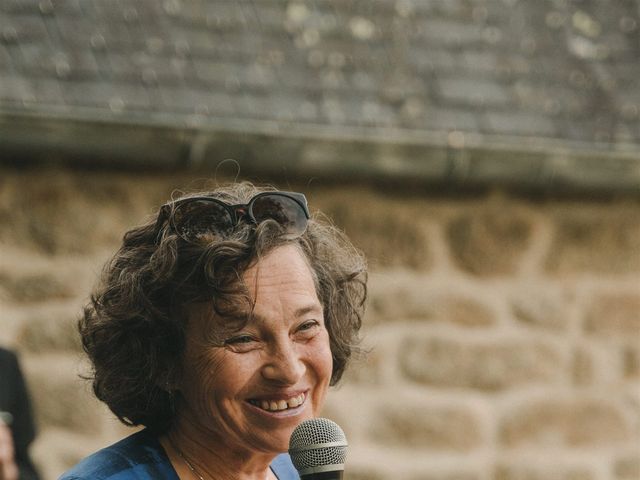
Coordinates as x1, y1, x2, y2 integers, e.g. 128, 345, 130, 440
167, 436, 206, 480
167, 436, 275, 480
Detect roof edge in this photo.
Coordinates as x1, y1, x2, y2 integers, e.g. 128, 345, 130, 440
0, 112, 638, 194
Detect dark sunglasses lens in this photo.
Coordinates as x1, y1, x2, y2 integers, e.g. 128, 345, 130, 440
172, 200, 234, 239
251, 195, 307, 237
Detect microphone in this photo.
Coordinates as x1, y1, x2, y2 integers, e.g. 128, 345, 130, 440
288, 417, 348, 480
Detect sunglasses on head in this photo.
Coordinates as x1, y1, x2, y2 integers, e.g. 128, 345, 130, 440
155, 191, 310, 242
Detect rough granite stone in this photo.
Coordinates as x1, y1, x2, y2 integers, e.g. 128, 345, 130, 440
499, 398, 630, 448
615, 455, 640, 480
545, 203, 640, 274
16, 305, 82, 353
0, 271, 75, 303
23, 355, 104, 435
622, 346, 640, 379
313, 190, 431, 269
583, 293, 640, 339
1, 170, 639, 480
369, 285, 495, 327
399, 335, 563, 391
510, 286, 570, 331
447, 206, 533, 276
370, 403, 483, 451
494, 464, 595, 480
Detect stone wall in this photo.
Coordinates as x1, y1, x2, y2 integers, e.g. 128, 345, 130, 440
1, 167, 638, 480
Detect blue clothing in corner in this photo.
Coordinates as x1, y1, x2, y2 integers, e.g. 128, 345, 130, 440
58, 429, 298, 479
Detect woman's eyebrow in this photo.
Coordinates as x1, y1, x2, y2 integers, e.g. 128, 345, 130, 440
244, 305, 322, 324
213, 311, 251, 330
223, 313, 251, 325
294, 305, 323, 318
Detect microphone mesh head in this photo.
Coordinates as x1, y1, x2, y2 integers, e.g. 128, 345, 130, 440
288, 418, 348, 474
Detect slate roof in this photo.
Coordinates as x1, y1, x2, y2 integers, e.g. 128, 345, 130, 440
0, 0, 639, 188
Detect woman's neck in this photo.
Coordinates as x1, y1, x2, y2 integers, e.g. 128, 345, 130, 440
159, 418, 278, 480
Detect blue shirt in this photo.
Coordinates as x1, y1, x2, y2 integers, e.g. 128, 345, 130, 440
59, 429, 299, 479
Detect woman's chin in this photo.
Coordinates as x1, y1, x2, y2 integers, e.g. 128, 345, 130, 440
241, 401, 316, 452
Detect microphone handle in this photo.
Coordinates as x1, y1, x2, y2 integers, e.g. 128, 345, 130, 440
301, 471, 344, 480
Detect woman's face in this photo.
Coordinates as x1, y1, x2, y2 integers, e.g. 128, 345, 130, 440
177, 244, 333, 455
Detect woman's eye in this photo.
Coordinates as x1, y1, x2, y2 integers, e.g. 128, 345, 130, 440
224, 335, 255, 346
223, 334, 259, 353
298, 320, 320, 333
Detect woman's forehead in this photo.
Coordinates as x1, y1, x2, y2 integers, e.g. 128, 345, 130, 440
242, 244, 315, 289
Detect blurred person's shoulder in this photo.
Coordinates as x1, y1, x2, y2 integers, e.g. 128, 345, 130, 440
0, 346, 20, 399
0, 346, 18, 366
58, 429, 178, 480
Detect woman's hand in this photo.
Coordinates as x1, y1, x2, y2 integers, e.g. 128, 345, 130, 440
0, 421, 18, 480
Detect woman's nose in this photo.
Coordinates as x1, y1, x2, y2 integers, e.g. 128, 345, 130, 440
261, 340, 306, 385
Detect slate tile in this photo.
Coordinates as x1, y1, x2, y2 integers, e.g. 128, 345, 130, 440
165, 29, 221, 57
318, 94, 396, 126
193, 60, 241, 88
613, 63, 640, 89
430, 0, 476, 18
0, 0, 82, 15
18, 44, 100, 80
413, 18, 485, 45
105, 52, 186, 84
27, 76, 65, 103
324, 42, 391, 70
59, 80, 117, 106
482, 111, 557, 137
409, 47, 457, 72
617, 90, 640, 111
0, 74, 33, 100
55, 18, 138, 51
194, 60, 279, 91
514, 82, 590, 116
51, 17, 94, 44
196, 2, 285, 31
0, 44, 12, 69
32, 0, 84, 16
261, 65, 319, 93
0, 75, 66, 105
561, 119, 604, 143
158, 86, 235, 115
512, 57, 567, 82
16, 43, 56, 72
233, 92, 271, 120
86, 0, 162, 24
458, 50, 500, 74
0, 0, 41, 14
269, 93, 321, 123
2, 14, 48, 43
423, 106, 479, 132
437, 77, 511, 107
0, 0, 638, 147
60, 80, 151, 109
50, 0, 85, 16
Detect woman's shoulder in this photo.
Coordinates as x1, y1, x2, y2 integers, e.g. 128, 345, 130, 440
59, 430, 298, 480
271, 453, 299, 480
58, 429, 178, 480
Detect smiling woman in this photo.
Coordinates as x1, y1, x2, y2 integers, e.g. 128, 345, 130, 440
172, 245, 334, 472
59, 182, 367, 480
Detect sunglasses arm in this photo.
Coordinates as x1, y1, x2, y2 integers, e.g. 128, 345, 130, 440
153, 205, 172, 243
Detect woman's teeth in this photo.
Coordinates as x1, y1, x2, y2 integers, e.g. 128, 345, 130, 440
250, 393, 306, 411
